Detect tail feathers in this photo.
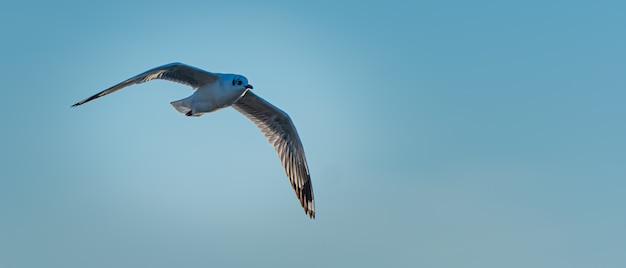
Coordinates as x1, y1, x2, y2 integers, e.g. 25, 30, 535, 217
170, 97, 194, 116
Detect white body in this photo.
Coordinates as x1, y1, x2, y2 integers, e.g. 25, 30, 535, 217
171, 74, 248, 116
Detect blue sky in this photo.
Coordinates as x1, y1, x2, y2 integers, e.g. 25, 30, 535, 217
0, 0, 625, 267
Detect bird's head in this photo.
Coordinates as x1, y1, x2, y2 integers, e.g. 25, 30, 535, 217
231, 75, 253, 90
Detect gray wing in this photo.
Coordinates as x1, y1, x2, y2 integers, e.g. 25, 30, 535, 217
232, 91, 315, 219
71, 62, 218, 107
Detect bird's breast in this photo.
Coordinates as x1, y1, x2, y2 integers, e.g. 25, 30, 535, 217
192, 84, 246, 113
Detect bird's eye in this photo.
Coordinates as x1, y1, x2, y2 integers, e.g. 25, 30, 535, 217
237, 80, 242, 86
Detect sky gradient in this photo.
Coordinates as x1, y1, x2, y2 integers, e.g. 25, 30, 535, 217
1, 1, 625, 267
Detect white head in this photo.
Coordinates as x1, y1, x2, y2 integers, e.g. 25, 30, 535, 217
229, 74, 253, 91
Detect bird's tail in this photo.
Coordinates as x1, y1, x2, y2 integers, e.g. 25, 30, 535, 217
170, 96, 194, 116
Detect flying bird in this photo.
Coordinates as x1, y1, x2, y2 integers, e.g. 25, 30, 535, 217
72, 62, 315, 218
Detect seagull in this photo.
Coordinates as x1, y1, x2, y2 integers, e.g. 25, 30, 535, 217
72, 62, 315, 219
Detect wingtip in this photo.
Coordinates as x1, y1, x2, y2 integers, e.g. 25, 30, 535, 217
307, 208, 315, 219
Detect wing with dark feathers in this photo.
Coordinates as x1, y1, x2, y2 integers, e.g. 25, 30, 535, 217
71, 62, 218, 107
232, 91, 315, 219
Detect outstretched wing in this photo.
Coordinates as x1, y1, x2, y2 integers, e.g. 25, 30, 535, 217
232, 91, 315, 219
72, 62, 218, 107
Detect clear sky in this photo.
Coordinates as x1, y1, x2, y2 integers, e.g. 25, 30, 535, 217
0, 0, 624, 267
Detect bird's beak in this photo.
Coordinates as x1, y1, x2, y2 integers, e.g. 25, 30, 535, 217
245, 85, 254, 90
